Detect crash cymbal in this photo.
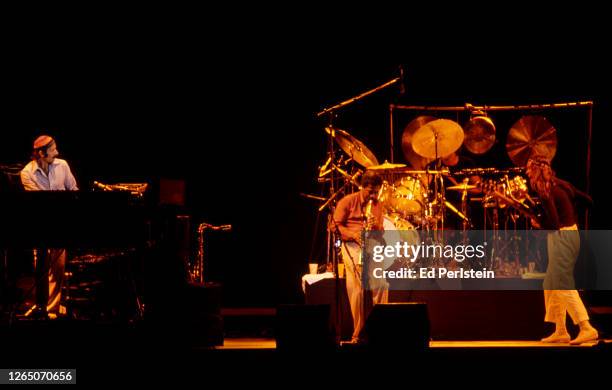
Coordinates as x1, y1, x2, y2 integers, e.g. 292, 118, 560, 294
402, 116, 435, 169
367, 160, 407, 171
464, 115, 496, 154
411, 119, 465, 160
325, 127, 379, 168
506, 115, 557, 166
447, 183, 477, 191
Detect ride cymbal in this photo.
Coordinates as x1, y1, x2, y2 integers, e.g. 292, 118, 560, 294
411, 119, 464, 160
506, 115, 557, 166
402, 116, 435, 169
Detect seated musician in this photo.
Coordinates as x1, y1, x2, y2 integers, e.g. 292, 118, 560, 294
20, 135, 78, 319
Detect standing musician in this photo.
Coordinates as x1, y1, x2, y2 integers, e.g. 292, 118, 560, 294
332, 170, 389, 343
525, 156, 598, 344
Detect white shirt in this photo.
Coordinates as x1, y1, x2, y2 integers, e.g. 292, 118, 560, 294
20, 158, 78, 191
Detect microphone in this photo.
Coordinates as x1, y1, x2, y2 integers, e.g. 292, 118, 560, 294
398, 65, 406, 95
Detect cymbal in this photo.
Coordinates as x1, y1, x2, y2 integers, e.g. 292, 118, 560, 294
367, 160, 407, 171
325, 127, 379, 168
506, 115, 557, 166
401, 116, 435, 169
411, 119, 465, 160
447, 183, 477, 191
464, 116, 496, 154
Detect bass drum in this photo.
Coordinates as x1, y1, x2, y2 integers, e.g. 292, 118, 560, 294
390, 175, 427, 217
381, 213, 420, 270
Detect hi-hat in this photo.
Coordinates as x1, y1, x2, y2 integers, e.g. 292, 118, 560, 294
447, 183, 477, 191
411, 119, 465, 159
325, 127, 379, 168
506, 115, 557, 166
367, 161, 407, 171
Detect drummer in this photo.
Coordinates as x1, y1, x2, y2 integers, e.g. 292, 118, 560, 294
426, 148, 482, 229
447, 149, 482, 188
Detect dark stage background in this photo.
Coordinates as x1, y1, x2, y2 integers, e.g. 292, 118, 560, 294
2, 29, 611, 307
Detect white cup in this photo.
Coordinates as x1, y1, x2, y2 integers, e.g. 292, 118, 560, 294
309, 263, 318, 274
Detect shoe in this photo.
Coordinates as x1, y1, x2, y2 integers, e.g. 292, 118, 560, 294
340, 337, 362, 346
570, 329, 598, 345
541, 332, 571, 343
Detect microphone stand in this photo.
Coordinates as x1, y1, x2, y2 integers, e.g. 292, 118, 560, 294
318, 175, 357, 343
316, 77, 401, 117
315, 72, 401, 345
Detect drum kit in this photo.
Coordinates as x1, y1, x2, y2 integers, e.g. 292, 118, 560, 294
318, 114, 557, 274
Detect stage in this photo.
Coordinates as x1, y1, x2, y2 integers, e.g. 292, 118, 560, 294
218, 338, 605, 350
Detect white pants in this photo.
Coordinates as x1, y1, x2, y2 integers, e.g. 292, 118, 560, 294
543, 226, 589, 325
544, 289, 589, 325
341, 242, 388, 339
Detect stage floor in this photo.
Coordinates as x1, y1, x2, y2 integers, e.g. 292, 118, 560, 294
218, 338, 607, 350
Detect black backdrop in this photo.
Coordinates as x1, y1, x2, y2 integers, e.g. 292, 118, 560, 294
2, 20, 611, 307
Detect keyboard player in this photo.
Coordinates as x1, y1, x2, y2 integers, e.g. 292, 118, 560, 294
20, 135, 78, 319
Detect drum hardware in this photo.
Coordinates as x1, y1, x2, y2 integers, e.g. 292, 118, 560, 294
447, 179, 474, 230
317, 172, 362, 213
319, 155, 354, 178
476, 174, 540, 275
455, 167, 525, 177
443, 200, 471, 227
300, 193, 327, 202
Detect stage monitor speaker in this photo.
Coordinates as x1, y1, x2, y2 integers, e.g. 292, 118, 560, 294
364, 303, 430, 351
276, 304, 336, 352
